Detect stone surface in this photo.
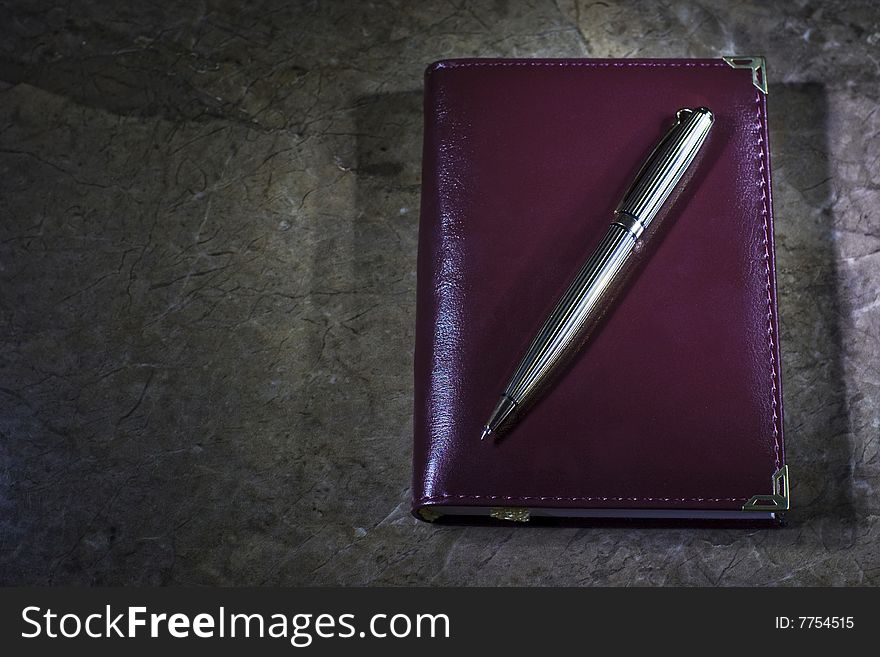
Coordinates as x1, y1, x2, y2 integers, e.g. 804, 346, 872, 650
0, 0, 877, 585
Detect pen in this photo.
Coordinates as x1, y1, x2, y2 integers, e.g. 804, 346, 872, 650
481, 107, 715, 441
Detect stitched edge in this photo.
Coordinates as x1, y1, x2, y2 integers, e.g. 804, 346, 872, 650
427, 60, 728, 75
755, 90, 782, 471
420, 60, 774, 505
417, 494, 747, 503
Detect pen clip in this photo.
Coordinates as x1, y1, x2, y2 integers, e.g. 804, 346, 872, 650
615, 107, 714, 237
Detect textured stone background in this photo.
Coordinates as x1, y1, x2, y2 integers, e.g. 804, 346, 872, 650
0, 1, 877, 585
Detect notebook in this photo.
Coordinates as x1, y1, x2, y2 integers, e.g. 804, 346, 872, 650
412, 57, 788, 524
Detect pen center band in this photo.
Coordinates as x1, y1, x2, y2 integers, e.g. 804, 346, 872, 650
612, 211, 645, 240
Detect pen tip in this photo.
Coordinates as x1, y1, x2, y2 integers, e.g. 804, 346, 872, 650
480, 427, 491, 441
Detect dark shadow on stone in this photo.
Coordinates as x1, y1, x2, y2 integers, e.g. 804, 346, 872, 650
772, 82, 855, 535
303, 89, 422, 533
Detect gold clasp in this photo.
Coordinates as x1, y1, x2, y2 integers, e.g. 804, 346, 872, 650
489, 507, 531, 522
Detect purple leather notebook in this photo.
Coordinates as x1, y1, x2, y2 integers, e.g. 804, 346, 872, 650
412, 58, 788, 524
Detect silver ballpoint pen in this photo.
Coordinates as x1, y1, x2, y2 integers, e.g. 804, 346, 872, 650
481, 107, 715, 441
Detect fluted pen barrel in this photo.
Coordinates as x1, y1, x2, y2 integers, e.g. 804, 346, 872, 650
505, 223, 635, 402
482, 107, 714, 439
616, 107, 716, 237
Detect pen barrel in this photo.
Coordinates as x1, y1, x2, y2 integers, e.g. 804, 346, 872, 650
504, 223, 636, 403
488, 107, 714, 436
615, 107, 714, 236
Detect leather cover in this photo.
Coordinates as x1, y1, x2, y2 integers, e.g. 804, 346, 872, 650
412, 58, 785, 522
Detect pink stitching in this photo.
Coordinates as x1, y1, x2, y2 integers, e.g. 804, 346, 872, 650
755, 90, 782, 471
417, 494, 747, 503
427, 60, 727, 75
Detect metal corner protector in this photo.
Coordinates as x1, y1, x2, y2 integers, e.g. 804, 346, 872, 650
722, 55, 768, 94
742, 465, 790, 512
